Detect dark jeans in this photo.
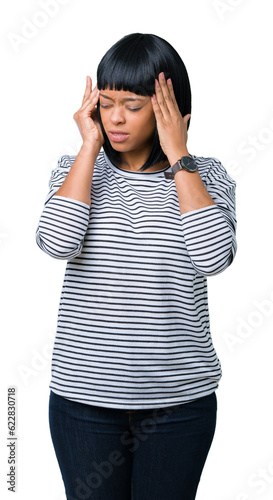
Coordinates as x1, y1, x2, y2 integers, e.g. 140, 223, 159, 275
49, 390, 217, 500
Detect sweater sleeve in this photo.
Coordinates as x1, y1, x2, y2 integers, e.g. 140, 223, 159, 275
180, 158, 237, 277
36, 155, 90, 260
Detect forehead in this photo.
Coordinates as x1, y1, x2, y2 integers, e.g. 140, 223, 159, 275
99, 88, 147, 102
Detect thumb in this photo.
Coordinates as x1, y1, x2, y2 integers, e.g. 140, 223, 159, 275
183, 114, 191, 127
183, 114, 191, 144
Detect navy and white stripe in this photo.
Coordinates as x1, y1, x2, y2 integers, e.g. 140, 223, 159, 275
36, 151, 236, 409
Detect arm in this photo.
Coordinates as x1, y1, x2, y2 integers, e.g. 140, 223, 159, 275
151, 73, 237, 276
54, 76, 103, 205
152, 72, 215, 215
54, 142, 99, 206
35, 155, 92, 259
180, 159, 237, 276
36, 77, 103, 259
174, 165, 216, 215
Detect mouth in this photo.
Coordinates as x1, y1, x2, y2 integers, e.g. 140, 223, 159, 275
108, 131, 130, 143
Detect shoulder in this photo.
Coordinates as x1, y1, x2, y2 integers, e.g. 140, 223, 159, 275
47, 152, 107, 193
191, 154, 236, 187
191, 154, 224, 172
48, 154, 76, 190
51, 151, 106, 176
55, 151, 106, 168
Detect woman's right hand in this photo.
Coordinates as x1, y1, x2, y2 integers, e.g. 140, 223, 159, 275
73, 76, 104, 151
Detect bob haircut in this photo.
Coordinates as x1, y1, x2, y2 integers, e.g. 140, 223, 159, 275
97, 33, 191, 171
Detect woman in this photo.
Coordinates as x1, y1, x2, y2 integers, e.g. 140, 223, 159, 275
36, 33, 237, 500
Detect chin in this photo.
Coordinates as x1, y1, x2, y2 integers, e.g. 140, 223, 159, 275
109, 142, 131, 152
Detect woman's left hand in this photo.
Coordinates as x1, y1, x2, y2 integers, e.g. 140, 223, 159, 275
151, 72, 191, 166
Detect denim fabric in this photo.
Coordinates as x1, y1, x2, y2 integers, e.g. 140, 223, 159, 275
49, 391, 217, 500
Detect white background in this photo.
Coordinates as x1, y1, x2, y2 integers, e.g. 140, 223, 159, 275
1, 0, 273, 499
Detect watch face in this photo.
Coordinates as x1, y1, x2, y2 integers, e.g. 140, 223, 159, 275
181, 156, 198, 172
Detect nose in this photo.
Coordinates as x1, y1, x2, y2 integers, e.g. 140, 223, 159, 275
110, 105, 126, 125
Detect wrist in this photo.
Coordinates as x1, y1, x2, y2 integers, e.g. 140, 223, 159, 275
168, 148, 189, 167
80, 141, 101, 158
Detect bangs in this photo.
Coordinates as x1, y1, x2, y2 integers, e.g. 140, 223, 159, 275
98, 58, 154, 96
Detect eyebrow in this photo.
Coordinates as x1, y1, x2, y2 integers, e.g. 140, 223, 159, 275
99, 93, 144, 102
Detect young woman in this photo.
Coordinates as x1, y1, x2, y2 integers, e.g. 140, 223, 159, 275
36, 33, 237, 500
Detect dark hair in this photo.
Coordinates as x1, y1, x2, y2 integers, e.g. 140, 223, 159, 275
96, 33, 191, 171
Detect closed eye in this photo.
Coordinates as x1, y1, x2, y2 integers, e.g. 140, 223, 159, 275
100, 104, 142, 112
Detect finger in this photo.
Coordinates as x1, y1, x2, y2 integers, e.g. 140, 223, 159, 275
81, 86, 100, 112
183, 113, 191, 127
166, 78, 180, 112
82, 76, 93, 104
154, 76, 170, 120
151, 92, 164, 121
157, 73, 176, 114
183, 114, 191, 142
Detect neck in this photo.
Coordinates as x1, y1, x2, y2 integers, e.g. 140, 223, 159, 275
118, 149, 168, 173
118, 148, 149, 172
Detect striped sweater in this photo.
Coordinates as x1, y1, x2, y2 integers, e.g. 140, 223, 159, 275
36, 151, 237, 409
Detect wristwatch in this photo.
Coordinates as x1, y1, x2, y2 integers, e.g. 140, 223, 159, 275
172, 156, 198, 176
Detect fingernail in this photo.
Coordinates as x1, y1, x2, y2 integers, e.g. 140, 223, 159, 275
155, 79, 159, 87
159, 72, 165, 80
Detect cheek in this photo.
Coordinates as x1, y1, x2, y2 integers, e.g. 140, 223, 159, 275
149, 113, 156, 130
99, 110, 111, 138
141, 112, 156, 137
144, 106, 156, 129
